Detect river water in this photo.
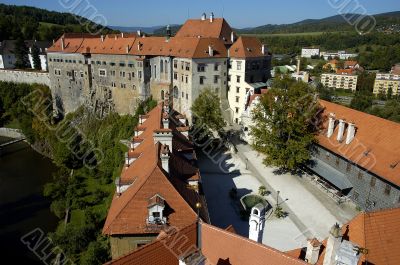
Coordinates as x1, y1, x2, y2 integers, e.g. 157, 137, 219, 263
0, 136, 59, 264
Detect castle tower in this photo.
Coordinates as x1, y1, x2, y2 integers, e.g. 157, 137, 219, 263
249, 203, 266, 243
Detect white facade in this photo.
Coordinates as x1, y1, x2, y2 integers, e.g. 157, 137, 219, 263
227, 57, 269, 124
373, 73, 400, 95
321, 73, 358, 91
301, 48, 320, 58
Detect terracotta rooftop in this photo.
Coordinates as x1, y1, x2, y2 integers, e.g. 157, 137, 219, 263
287, 208, 400, 265
344, 60, 359, 68
105, 221, 307, 265
103, 104, 209, 236
336, 68, 356, 75
318, 100, 400, 187
175, 18, 237, 44
229, 36, 267, 58
48, 34, 228, 59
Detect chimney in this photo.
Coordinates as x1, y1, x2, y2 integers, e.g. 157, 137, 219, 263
305, 238, 321, 264
114, 35, 118, 40
231, 31, 235, 43
323, 223, 342, 265
166, 24, 171, 40
137, 42, 142, 51
210, 12, 214, 23
163, 112, 169, 129
248, 204, 266, 243
61, 37, 65, 50
208, 45, 214, 57
160, 145, 170, 173
262, 44, 267, 55
121, 32, 124, 38
137, 30, 142, 37
345, 122, 355, 144
126, 45, 130, 54
337, 119, 345, 142
101, 35, 104, 42
115, 177, 122, 196
327, 113, 335, 138
153, 130, 173, 150
297, 56, 301, 75
201, 13, 207, 21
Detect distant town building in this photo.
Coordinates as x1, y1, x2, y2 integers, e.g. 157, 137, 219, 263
344, 60, 360, 69
320, 51, 358, 60
320, 72, 358, 91
102, 100, 209, 259
301, 47, 320, 58
373, 72, 400, 95
0, 40, 51, 70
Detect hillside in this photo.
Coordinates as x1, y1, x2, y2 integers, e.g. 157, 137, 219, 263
0, 4, 117, 41
239, 11, 400, 34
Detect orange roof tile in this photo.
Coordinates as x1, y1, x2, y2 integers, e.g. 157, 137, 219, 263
103, 104, 209, 235
288, 208, 400, 265
336, 68, 355, 75
48, 34, 228, 59
229, 36, 266, 58
318, 100, 400, 187
106, 221, 307, 265
175, 18, 236, 44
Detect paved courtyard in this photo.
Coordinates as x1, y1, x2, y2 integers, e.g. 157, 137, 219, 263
199, 142, 358, 251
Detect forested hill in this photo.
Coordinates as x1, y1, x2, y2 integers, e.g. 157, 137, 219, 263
239, 11, 400, 34
0, 4, 117, 41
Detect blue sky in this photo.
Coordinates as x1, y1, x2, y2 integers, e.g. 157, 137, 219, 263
1, 0, 399, 28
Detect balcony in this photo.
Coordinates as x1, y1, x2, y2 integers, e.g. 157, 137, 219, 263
145, 217, 168, 232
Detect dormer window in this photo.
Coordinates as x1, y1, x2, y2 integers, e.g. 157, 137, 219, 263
147, 194, 167, 225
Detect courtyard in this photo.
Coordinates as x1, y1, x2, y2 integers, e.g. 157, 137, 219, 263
199, 142, 358, 251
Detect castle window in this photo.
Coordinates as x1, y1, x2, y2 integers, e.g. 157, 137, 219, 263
173, 60, 177, 69
120, 71, 125, 78
99, 69, 106, 77
160, 60, 164, 73
370, 177, 376, 187
185, 62, 190, 71
119, 61, 126, 67
214, 63, 219, 71
200, 76, 205, 85
198, 64, 205, 72
174, 72, 177, 80
214, 75, 219, 84
237, 61, 242, 71
121, 83, 126, 89
133, 85, 136, 90
384, 184, 391, 195
237, 75, 241, 83
173, 87, 178, 98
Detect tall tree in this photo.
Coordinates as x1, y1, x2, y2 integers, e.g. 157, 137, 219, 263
14, 36, 29, 69
31, 44, 42, 70
251, 77, 322, 170
191, 87, 226, 135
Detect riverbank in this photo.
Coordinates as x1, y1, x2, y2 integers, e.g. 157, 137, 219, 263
0, 136, 59, 264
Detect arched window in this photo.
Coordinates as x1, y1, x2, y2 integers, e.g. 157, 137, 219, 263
253, 209, 259, 215
161, 90, 165, 100
173, 86, 178, 99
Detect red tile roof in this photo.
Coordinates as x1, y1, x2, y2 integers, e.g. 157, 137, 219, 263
336, 68, 355, 75
344, 60, 358, 68
229, 36, 266, 58
175, 18, 236, 44
103, 104, 209, 235
106, 221, 307, 265
287, 208, 400, 265
48, 34, 228, 59
318, 100, 400, 187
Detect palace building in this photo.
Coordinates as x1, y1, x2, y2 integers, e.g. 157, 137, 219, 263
46, 13, 271, 122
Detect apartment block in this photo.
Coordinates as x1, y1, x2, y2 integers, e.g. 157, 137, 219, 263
373, 73, 400, 95
321, 73, 358, 91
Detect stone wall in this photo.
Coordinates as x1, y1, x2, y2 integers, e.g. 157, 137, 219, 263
0, 69, 50, 86
0, 128, 24, 138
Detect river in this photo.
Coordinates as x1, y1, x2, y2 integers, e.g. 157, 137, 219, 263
0, 136, 59, 264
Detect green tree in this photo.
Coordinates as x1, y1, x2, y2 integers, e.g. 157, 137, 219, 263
31, 44, 42, 70
191, 88, 226, 134
251, 77, 321, 170
14, 36, 29, 69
